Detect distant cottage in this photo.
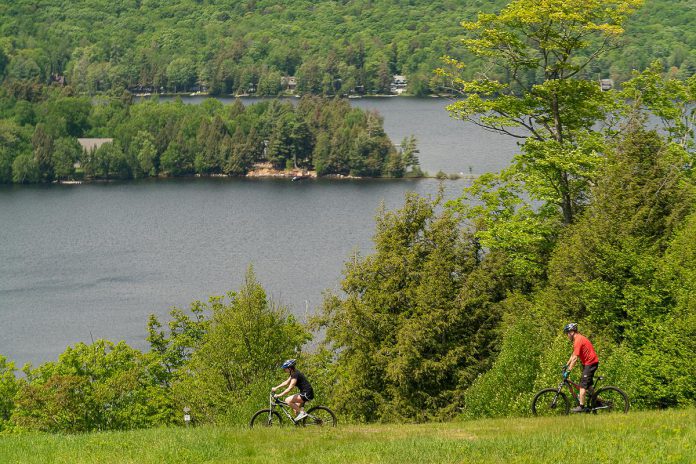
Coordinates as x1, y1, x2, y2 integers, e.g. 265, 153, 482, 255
599, 79, 614, 91
391, 75, 407, 95
281, 76, 297, 91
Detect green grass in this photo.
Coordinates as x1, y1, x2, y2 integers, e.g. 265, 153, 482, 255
0, 409, 693, 463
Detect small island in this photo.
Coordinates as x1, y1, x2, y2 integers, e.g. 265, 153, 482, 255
1, 94, 422, 184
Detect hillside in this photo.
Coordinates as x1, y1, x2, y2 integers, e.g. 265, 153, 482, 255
0, 0, 693, 96
0, 409, 693, 463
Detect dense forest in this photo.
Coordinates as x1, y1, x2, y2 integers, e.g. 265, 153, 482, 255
0, 0, 694, 96
0, 93, 421, 183
0, 0, 694, 433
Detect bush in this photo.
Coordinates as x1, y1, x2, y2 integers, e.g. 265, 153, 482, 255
11, 341, 172, 432
0, 356, 18, 432
461, 297, 549, 419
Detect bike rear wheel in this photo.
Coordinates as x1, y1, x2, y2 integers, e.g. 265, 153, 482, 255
302, 406, 337, 427
531, 388, 570, 416
250, 409, 283, 427
591, 386, 629, 414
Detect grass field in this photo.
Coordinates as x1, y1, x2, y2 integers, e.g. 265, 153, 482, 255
0, 408, 693, 463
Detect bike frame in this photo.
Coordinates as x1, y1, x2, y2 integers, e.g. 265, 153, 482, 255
267, 392, 316, 425
554, 375, 607, 411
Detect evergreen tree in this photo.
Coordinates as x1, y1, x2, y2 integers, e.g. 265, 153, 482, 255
316, 193, 502, 421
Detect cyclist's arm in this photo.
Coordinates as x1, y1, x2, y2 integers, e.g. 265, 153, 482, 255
567, 354, 579, 371
276, 378, 297, 397
272, 377, 292, 393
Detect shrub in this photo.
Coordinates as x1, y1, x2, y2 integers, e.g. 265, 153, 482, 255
461, 297, 549, 419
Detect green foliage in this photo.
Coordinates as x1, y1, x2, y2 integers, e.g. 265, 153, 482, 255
461, 298, 550, 419
547, 124, 694, 337
0, 356, 18, 432
11, 341, 174, 433
131, 130, 158, 177
621, 61, 696, 151
440, 0, 638, 225
449, 174, 561, 288
316, 192, 503, 422
31, 124, 54, 181
82, 141, 131, 179
52, 137, 80, 180
0, 0, 693, 96
11, 152, 39, 183
0, 0, 511, 96
0, 146, 13, 183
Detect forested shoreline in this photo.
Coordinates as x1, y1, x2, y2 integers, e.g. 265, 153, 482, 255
0, 0, 693, 97
1, 0, 695, 434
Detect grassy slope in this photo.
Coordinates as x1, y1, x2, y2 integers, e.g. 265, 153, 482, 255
0, 408, 693, 464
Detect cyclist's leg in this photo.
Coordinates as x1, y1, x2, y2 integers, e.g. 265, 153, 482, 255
285, 394, 302, 415
579, 363, 599, 407
298, 392, 311, 412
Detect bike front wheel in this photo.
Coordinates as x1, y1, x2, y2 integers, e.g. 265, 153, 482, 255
531, 388, 570, 416
250, 409, 283, 428
591, 386, 630, 414
302, 406, 337, 427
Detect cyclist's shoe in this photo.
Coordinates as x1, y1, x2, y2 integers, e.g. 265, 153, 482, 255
295, 411, 308, 421
570, 405, 586, 413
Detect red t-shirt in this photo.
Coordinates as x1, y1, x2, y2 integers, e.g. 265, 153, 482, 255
573, 334, 599, 366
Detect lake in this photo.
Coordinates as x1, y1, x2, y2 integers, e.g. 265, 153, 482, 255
0, 98, 519, 367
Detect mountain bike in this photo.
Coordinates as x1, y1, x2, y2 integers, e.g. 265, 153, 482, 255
531, 367, 630, 416
249, 392, 337, 428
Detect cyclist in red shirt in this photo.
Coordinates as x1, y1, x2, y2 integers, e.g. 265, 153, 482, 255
563, 323, 599, 412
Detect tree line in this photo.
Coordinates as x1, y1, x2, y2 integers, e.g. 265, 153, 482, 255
0, 91, 421, 183
0, 0, 693, 97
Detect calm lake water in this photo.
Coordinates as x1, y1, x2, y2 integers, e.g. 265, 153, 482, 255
0, 98, 519, 367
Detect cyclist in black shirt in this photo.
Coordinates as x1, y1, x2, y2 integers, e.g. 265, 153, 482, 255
272, 359, 315, 421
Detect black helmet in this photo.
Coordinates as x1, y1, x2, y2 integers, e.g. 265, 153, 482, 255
563, 322, 578, 334
281, 359, 296, 369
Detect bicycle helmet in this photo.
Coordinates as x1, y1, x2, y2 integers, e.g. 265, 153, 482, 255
281, 359, 296, 369
563, 322, 578, 334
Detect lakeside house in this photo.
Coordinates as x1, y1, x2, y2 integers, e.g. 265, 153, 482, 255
599, 79, 614, 91
391, 75, 407, 95
281, 76, 297, 91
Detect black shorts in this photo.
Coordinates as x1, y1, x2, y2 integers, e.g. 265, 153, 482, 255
299, 390, 314, 403
580, 363, 599, 389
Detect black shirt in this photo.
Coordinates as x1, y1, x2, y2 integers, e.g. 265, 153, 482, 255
291, 370, 313, 394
